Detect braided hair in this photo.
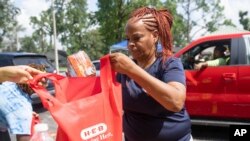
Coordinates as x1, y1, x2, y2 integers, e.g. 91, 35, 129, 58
129, 7, 173, 62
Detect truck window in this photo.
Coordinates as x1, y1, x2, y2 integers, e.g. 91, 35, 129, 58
244, 35, 250, 64
180, 39, 231, 70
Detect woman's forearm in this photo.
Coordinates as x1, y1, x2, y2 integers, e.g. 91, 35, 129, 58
126, 65, 186, 112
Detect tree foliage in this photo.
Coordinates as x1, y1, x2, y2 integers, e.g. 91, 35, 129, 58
30, 10, 54, 52
20, 36, 37, 52
95, 0, 233, 48
3, 24, 25, 51
57, 0, 89, 52
0, 0, 20, 46
11, 0, 237, 59
30, 0, 98, 56
177, 0, 234, 43
163, 0, 187, 47
75, 29, 105, 60
239, 11, 250, 31
95, 0, 163, 49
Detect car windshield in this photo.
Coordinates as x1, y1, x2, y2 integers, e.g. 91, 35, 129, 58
13, 56, 55, 73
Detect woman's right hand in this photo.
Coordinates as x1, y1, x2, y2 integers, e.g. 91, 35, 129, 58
110, 53, 136, 75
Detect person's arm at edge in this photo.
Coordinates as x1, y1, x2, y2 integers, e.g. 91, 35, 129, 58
0, 66, 43, 83
194, 62, 208, 70
195, 58, 225, 70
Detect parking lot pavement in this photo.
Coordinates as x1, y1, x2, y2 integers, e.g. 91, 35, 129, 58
34, 105, 58, 138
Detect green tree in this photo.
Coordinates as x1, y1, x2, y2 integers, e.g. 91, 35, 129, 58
95, 0, 163, 51
0, 0, 20, 47
95, 0, 130, 50
58, 0, 89, 52
239, 11, 250, 31
32, 27, 51, 53
20, 36, 37, 52
178, 0, 234, 42
70, 29, 105, 60
30, 0, 91, 55
4, 24, 25, 51
163, 0, 187, 48
30, 10, 54, 53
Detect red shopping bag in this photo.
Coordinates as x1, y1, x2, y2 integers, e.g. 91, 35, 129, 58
29, 55, 122, 141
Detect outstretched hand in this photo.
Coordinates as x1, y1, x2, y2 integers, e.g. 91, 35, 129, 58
194, 62, 207, 70
0, 65, 44, 83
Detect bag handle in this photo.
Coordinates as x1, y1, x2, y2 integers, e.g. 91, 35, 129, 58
100, 55, 117, 91
100, 55, 122, 116
29, 73, 65, 108
31, 73, 65, 84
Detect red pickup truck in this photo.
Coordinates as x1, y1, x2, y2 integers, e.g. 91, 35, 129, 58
175, 31, 250, 126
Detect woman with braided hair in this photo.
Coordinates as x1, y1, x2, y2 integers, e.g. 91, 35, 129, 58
110, 7, 192, 141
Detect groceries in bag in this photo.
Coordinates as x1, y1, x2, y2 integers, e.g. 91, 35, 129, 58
67, 50, 96, 77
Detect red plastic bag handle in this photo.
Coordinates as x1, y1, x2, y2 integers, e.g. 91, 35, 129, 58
29, 73, 65, 108
100, 55, 122, 116
30, 73, 65, 85
30, 73, 66, 101
100, 55, 117, 91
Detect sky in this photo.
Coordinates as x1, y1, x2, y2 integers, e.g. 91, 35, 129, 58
14, 0, 98, 37
13, 0, 250, 38
221, 0, 250, 27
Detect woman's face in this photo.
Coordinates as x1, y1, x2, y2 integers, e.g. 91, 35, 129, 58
125, 18, 158, 61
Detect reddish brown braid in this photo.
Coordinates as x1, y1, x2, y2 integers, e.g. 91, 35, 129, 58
129, 7, 173, 62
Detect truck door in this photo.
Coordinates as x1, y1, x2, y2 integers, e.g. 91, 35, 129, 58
180, 39, 238, 118
236, 35, 250, 119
